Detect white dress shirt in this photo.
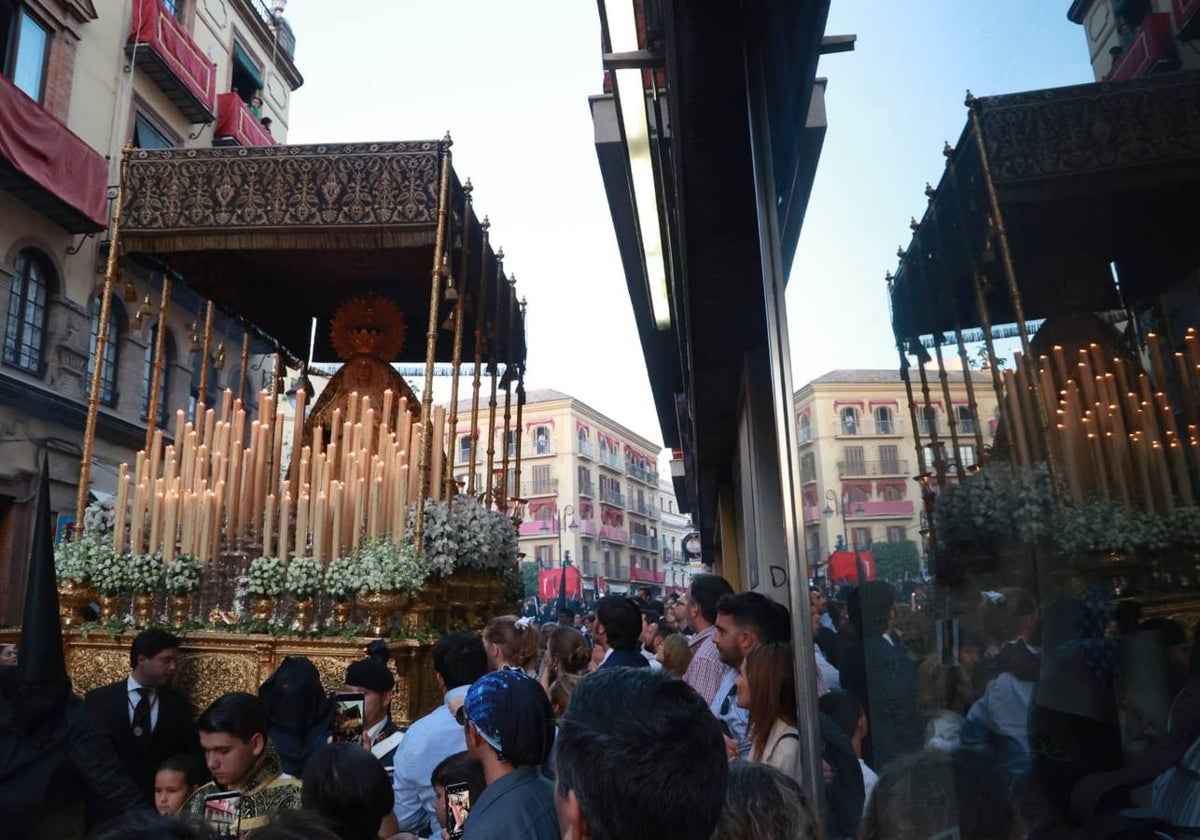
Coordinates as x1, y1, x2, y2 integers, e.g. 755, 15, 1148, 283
126, 674, 159, 731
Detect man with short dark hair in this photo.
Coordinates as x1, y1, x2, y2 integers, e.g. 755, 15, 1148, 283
392, 632, 489, 838
555, 668, 728, 840
84, 628, 203, 803
682, 574, 734, 706
344, 658, 403, 771
458, 670, 558, 839
593, 596, 649, 670
711, 591, 792, 757
181, 691, 302, 829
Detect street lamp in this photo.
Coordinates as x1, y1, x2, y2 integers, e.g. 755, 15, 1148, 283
823, 489, 866, 582
540, 503, 579, 568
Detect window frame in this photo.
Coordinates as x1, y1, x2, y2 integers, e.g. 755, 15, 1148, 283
3, 247, 52, 376
141, 323, 173, 427
2, 6, 52, 103
87, 294, 122, 407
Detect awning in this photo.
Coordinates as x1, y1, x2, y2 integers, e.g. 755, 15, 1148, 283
232, 41, 264, 91
127, 0, 216, 123
0, 72, 107, 232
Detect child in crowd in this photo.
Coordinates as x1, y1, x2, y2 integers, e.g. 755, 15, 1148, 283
154, 754, 202, 816
818, 690, 879, 815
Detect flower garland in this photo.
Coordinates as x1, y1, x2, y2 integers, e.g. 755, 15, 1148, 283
286, 556, 322, 600
165, 555, 202, 595
409, 498, 520, 575
247, 556, 285, 598
89, 541, 128, 595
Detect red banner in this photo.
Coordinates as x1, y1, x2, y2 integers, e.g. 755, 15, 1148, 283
827, 550, 875, 584
538, 566, 583, 602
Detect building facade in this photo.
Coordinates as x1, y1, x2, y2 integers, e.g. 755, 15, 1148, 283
0, 0, 302, 621
657, 477, 694, 594
1068, 0, 1200, 81
448, 389, 663, 596
795, 369, 999, 573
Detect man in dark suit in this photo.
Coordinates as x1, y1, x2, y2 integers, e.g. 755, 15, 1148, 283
84, 628, 203, 804
594, 596, 650, 670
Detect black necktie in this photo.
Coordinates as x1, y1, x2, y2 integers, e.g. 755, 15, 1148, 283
133, 687, 152, 741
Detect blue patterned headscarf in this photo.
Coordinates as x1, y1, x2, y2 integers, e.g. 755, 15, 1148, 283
463, 669, 554, 766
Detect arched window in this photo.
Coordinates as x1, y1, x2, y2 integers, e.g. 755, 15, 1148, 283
4, 248, 53, 374
840, 406, 858, 435
87, 295, 122, 406
142, 324, 173, 426
799, 413, 811, 442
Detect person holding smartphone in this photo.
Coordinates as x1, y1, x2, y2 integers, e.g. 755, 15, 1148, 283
344, 658, 403, 770
431, 752, 485, 840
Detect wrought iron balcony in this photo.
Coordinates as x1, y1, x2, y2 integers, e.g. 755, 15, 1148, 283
520, 479, 558, 497
599, 487, 626, 507
837, 459, 910, 478
630, 533, 656, 549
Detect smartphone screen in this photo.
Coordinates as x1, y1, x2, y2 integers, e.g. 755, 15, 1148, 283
445, 781, 472, 839
332, 692, 366, 743
203, 790, 242, 838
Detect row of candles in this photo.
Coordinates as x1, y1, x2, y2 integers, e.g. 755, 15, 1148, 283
111, 387, 462, 564
1000, 328, 1200, 514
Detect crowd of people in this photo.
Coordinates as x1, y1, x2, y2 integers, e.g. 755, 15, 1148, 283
3, 572, 1200, 839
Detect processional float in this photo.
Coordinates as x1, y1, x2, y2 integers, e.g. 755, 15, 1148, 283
65, 135, 530, 639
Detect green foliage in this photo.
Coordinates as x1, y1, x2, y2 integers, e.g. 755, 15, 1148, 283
520, 561, 539, 599
871, 540, 921, 580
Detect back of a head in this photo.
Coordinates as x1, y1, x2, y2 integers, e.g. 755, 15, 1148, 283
659, 633, 693, 678
90, 811, 214, 840
549, 625, 591, 675
157, 753, 203, 787
433, 632, 488, 690
712, 761, 823, 840
595, 596, 641, 651
715, 591, 792, 644
259, 656, 330, 735
690, 574, 734, 625
483, 616, 540, 671
431, 750, 486, 806
858, 581, 897, 637
246, 809, 342, 840
198, 691, 268, 740
550, 673, 582, 712
817, 690, 863, 741
744, 642, 797, 753
302, 743, 393, 840
557, 667, 727, 840
859, 749, 1017, 840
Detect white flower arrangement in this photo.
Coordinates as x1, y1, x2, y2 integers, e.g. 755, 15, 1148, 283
55, 529, 111, 585
89, 542, 129, 595
409, 498, 520, 575
124, 553, 163, 593
286, 556, 322, 600
165, 554, 202, 595
83, 496, 117, 533
352, 536, 427, 596
323, 554, 358, 602
247, 556, 285, 597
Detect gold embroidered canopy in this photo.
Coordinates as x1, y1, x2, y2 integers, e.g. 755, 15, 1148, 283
119, 139, 525, 367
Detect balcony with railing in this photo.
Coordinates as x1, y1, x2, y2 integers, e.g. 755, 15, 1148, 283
599, 487, 626, 507
917, 419, 943, 437
833, 417, 904, 437
578, 480, 596, 497
630, 533, 656, 549
837, 459, 909, 478
577, 440, 595, 459
127, 0, 217, 123
802, 505, 820, 524
519, 519, 556, 536
846, 500, 915, 518
957, 419, 978, 435
629, 499, 658, 519
1106, 12, 1179, 80
630, 567, 666, 583
578, 520, 598, 537
524, 439, 556, 458
214, 92, 277, 147
627, 463, 659, 485
248, 0, 297, 58
600, 525, 629, 543
662, 549, 685, 565
520, 479, 558, 497
599, 449, 623, 470
0, 74, 108, 233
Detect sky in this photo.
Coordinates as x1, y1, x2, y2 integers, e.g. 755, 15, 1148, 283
283, 1, 1096, 455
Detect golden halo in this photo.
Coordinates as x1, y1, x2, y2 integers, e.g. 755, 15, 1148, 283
329, 294, 407, 361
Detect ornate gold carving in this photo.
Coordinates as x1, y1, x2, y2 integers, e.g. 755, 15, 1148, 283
68, 647, 129, 695
330, 294, 407, 361
176, 652, 259, 716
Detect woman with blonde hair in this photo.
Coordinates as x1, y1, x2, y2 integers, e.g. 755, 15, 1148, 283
482, 615, 540, 676
737, 641, 801, 777
539, 625, 591, 692
656, 633, 693, 678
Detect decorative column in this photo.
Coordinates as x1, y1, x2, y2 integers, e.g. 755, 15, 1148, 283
77, 142, 131, 526
444, 180, 472, 500
498, 278, 515, 516
414, 134, 454, 548
198, 301, 215, 405
144, 275, 172, 453
484, 249, 504, 508
467, 218, 491, 497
